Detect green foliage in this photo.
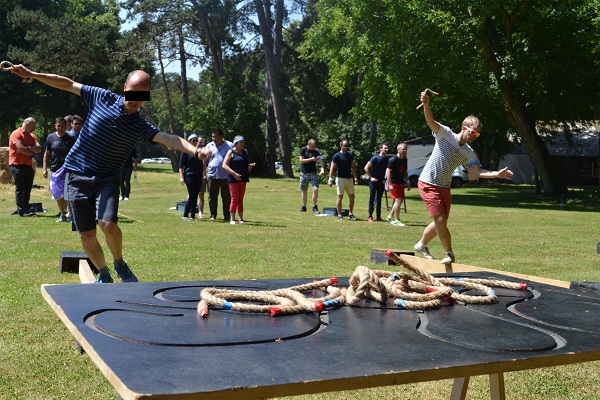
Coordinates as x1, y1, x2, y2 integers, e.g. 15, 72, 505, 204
301, 0, 600, 172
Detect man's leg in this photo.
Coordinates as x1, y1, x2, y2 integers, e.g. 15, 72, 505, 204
312, 187, 319, 208
348, 193, 355, 214
336, 195, 343, 216
301, 190, 308, 208
432, 214, 452, 254
207, 178, 219, 218
11, 165, 26, 215
368, 181, 376, 217
375, 182, 385, 219
79, 229, 109, 276
219, 179, 231, 221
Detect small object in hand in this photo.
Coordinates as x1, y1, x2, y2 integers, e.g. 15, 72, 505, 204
416, 88, 440, 109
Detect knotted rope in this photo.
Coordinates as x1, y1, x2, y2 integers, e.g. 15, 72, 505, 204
197, 251, 528, 317
197, 278, 344, 318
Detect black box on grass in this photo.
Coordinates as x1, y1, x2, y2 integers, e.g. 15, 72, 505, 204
370, 249, 416, 265
176, 201, 199, 213
60, 251, 98, 274
29, 202, 43, 213
322, 208, 349, 217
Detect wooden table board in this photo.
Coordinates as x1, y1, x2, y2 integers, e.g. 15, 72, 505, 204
41, 268, 600, 400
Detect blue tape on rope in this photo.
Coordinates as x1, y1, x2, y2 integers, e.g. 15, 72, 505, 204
396, 299, 405, 308
391, 274, 399, 280
454, 278, 463, 281
488, 290, 495, 296
222, 301, 233, 309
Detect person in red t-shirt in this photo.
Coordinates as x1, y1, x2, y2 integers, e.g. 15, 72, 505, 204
9, 117, 42, 216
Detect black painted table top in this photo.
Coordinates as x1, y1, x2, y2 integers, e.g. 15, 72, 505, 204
41, 272, 600, 400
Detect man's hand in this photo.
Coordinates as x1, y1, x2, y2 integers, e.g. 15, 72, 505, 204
9, 64, 34, 81
497, 167, 513, 179
42, 168, 48, 179
420, 91, 430, 106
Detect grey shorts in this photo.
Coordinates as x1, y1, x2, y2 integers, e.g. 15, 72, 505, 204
300, 172, 319, 191
66, 171, 120, 232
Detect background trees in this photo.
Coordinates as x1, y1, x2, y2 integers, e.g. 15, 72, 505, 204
2, 0, 597, 193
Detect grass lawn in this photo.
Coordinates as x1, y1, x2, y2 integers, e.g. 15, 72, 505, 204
1, 164, 599, 399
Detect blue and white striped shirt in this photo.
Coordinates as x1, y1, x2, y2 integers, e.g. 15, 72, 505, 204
419, 123, 479, 188
63, 85, 160, 175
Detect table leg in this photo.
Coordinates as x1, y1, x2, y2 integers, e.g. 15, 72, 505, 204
450, 376, 469, 400
489, 373, 505, 400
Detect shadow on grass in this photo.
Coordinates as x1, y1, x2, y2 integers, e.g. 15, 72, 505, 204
451, 184, 599, 212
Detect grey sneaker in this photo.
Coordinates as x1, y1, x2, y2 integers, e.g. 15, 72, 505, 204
414, 243, 435, 259
348, 214, 357, 221
440, 252, 455, 265
95, 272, 114, 284
312, 206, 319, 213
115, 262, 138, 283
338, 215, 343, 220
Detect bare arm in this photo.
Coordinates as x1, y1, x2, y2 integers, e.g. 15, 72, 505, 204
14, 141, 41, 155
351, 160, 358, 182
469, 164, 513, 180
10, 64, 81, 96
420, 92, 440, 133
364, 161, 373, 178
42, 149, 51, 178
328, 162, 336, 187
153, 132, 208, 159
221, 150, 240, 180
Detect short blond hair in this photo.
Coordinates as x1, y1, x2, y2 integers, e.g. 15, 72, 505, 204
462, 115, 482, 130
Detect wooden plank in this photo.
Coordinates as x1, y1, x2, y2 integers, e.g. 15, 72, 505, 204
395, 255, 571, 288
489, 373, 506, 400
79, 260, 96, 284
450, 376, 469, 400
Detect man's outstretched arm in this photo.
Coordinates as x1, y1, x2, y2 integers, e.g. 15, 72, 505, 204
10, 64, 82, 96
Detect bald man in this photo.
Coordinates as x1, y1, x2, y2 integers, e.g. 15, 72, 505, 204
10, 65, 208, 284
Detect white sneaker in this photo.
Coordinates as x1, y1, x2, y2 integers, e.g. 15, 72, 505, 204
230, 220, 236, 225
123, 197, 129, 201
440, 253, 455, 265
414, 243, 435, 259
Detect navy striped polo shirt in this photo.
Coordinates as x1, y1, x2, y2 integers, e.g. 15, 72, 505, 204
63, 85, 160, 175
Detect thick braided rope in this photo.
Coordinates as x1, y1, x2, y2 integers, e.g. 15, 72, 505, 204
198, 277, 344, 318
197, 252, 528, 317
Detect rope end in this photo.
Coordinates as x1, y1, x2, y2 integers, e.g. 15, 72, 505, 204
199, 308, 209, 318
329, 277, 338, 285
270, 307, 282, 317
519, 283, 528, 290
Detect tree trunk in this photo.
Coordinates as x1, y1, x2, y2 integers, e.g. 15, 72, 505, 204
190, 0, 224, 80
264, 67, 277, 176
254, 0, 293, 178
480, 18, 564, 195
156, 41, 179, 171
369, 121, 377, 149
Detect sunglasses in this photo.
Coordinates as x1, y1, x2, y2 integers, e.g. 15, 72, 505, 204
464, 126, 480, 138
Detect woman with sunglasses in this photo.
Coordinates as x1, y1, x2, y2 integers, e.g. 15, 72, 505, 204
413, 90, 513, 265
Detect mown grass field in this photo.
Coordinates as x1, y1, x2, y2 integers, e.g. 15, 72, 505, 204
1, 164, 599, 399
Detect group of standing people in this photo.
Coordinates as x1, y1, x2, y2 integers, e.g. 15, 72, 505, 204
298, 90, 513, 266
8, 60, 513, 286
179, 128, 252, 224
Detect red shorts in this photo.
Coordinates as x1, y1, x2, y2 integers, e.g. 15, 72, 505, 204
418, 181, 451, 219
388, 183, 405, 199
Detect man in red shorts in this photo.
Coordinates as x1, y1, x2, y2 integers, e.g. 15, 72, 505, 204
414, 91, 513, 264
385, 143, 410, 226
